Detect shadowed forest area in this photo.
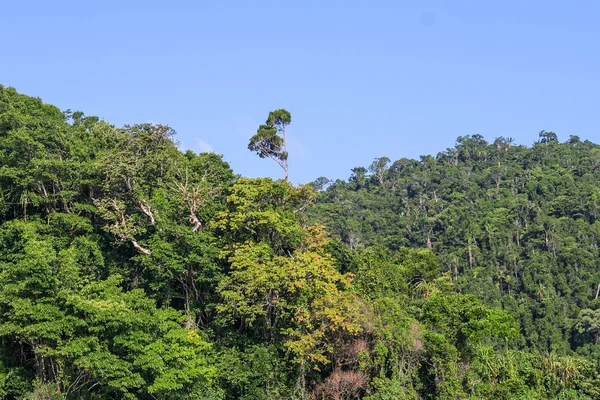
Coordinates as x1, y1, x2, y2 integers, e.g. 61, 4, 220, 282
1, 86, 600, 399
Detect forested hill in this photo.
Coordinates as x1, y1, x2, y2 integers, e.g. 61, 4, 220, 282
1, 86, 600, 399
309, 134, 600, 364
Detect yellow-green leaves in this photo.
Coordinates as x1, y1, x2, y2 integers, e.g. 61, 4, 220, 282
218, 224, 364, 370
213, 178, 315, 254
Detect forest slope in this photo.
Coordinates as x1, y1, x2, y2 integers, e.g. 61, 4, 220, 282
310, 133, 600, 365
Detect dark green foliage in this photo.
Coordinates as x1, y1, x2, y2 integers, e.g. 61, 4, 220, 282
311, 133, 600, 398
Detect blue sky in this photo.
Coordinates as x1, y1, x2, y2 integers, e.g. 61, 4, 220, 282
3, 1, 600, 184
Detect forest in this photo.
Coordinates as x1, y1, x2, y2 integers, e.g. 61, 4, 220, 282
1, 85, 600, 399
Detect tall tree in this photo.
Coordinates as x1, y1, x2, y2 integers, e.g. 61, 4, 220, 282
248, 109, 292, 180
369, 157, 391, 186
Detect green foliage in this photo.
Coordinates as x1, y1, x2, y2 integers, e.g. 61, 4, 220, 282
575, 309, 600, 344
3, 87, 600, 399
213, 178, 314, 254
248, 109, 292, 180
311, 132, 600, 398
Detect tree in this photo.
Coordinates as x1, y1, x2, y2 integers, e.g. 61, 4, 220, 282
369, 157, 391, 186
218, 226, 364, 398
309, 176, 332, 192
349, 167, 367, 189
568, 135, 582, 144
576, 309, 600, 344
539, 130, 558, 144
248, 109, 292, 180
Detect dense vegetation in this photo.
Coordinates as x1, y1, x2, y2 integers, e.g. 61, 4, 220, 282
0, 86, 599, 399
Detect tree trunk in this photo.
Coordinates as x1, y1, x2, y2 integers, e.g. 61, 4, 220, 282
468, 244, 473, 268
297, 360, 306, 400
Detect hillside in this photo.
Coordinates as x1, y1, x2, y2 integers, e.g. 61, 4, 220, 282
309, 133, 600, 358
1, 86, 599, 399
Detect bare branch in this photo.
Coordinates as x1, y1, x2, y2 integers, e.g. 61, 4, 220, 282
190, 212, 203, 232
132, 239, 152, 255
173, 169, 220, 232
137, 200, 155, 225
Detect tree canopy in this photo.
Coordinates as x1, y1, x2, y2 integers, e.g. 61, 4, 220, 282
1, 86, 600, 399
248, 109, 292, 181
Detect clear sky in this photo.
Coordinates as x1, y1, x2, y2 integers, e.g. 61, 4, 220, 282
3, 1, 600, 184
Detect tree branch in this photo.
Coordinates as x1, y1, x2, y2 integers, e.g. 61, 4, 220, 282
137, 199, 155, 225
132, 239, 152, 255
